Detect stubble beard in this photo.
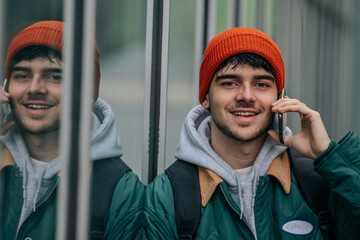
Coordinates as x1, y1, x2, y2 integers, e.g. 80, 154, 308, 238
10, 102, 60, 135
212, 114, 273, 143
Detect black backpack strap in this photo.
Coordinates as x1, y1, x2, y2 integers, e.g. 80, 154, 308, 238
288, 148, 334, 239
165, 160, 201, 240
89, 157, 131, 240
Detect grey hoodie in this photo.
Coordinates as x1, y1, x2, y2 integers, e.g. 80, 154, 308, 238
175, 104, 292, 238
0, 98, 123, 233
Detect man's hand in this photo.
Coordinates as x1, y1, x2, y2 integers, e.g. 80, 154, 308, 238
268, 97, 331, 160
0, 86, 14, 135
0, 87, 10, 103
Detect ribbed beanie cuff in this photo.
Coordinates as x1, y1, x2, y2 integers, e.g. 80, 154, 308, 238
199, 28, 285, 103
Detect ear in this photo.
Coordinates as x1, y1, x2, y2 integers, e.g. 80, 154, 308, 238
201, 94, 210, 110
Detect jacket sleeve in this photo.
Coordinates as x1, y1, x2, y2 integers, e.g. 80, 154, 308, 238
104, 171, 145, 240
143, 173, 178, 240
314, 131, 360, 238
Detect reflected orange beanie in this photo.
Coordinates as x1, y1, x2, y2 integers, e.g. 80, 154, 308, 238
5, 20, 101, 99
199, 27, 284, 103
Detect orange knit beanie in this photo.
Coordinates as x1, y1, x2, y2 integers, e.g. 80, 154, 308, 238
199, 27, 284, 103
5, 20, 101, 99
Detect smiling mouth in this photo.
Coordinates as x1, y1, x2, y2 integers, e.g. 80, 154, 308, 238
232, 112, 257, 116
25, 104, 52, 109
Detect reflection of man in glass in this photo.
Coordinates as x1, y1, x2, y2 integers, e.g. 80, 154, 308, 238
0, 21, 144, 240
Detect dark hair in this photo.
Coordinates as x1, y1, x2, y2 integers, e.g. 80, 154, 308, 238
10, 45, 62, 71
215, 52, 275, 77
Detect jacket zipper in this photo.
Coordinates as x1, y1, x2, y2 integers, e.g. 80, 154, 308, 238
16, 178, 59, 239
219, 184, 256, 240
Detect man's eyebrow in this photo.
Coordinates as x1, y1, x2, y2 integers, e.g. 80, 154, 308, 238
11, 66, 31, 72
43, 68, 62, 73
215, 73, 275, 82
215, 74, 238, 82
11, 67, 62, 73
253, 74, 275, 81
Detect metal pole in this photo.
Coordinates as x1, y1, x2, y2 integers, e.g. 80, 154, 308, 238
76, 0, 97, 238
157, 0, 170, 174
0, 0, 6, 231
193, 0, 205, 105
147, 0, 166, 183
143, 0, 154, 184
57, 0, 93, 238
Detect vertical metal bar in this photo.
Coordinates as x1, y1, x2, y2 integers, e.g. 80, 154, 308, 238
56, 0, 75, 237
240, 0, 257, 27
77, 0, 97, 238
57, 0, 88, 239
143, 0, 154, 184
264, 0, 274, 37
147, 0, 165, 182
157, 0, 170, 174
193, 0, 205, 105
0, 0, 5, 86
240, 0, 248, 26
226, 0, 235, 29
234, 0, 241, 27
193, 0, 216, 105
207, 0, 217, 40
0, 0, 6, 229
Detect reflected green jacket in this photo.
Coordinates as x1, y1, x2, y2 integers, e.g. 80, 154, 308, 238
143, 131, 360, 239
0, 149, 145, 240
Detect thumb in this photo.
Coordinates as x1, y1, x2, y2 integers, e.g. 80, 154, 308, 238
1, 121, 15, 135
268, 130, 280, 144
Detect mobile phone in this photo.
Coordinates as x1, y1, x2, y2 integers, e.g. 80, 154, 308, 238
2, 79, 9, 119
278, 88, 287, 144
2, 79, 7, 91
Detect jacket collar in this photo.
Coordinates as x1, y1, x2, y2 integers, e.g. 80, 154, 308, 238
198, 150, 291, 207
0, 147, 15, 169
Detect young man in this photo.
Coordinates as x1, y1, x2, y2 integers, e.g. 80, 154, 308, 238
143, 28, 360, 239
0, 21, 144, 240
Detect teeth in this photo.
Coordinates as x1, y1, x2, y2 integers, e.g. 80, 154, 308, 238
27, 105, 50, 109
233, 112, 256, 116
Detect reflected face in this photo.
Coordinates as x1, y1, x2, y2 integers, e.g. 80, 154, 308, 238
202, 63, 277, 142
9, 57, 63, 134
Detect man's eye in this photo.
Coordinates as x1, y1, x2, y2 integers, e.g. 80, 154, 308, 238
14, 74, 30, 79
255, 82, 269, 87
47, 74, 63, 82
221, 81, 236, 87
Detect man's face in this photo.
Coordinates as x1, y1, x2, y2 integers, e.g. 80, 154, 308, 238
8, 57, 62, 135
202, 63, 278, 142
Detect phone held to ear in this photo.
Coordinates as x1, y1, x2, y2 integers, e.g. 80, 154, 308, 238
1, 79, 9, 119
3, 78, 7, 92
278, 88, 287, 144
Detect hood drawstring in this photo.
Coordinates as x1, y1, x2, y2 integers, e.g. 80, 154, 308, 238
22, 158, 28, 204
238, 185, 245, 219
33, 167, 47, 211
250, 167, 259, 217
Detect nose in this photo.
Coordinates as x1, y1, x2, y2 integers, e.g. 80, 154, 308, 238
235, 84, 256, 102
26, 75, 47, 94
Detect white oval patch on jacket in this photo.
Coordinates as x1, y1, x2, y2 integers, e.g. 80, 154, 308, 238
281, 220, 313, 235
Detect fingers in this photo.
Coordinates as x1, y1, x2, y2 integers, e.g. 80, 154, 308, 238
0, 87, 10, 103
272, 97, 314, 117
1, 121, 15, 135
268, 130, 285, 146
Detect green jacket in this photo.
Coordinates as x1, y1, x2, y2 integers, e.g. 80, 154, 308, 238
0, 148, 145, 240
143, 131, 360, 239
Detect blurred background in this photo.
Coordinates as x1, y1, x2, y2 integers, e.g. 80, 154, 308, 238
1, 0, 360, 183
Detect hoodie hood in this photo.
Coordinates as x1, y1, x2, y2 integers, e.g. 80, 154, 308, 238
0, 97, 123, 230
175, 104, 292, 237
91, 98, 123, 160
